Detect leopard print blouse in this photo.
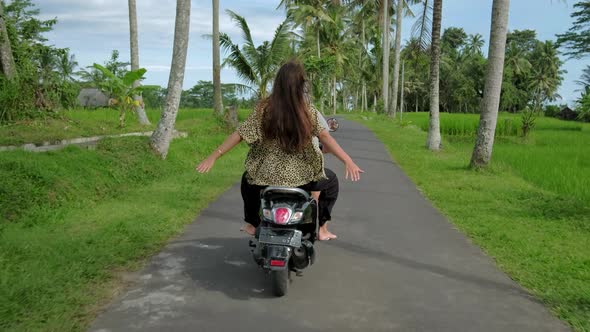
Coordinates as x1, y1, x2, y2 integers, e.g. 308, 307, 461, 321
237, 101, 326, 187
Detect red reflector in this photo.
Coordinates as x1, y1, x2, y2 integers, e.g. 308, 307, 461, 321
274, 208, 292, 224
270, 260, 286, 267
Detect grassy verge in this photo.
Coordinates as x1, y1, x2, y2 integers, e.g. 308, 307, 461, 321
0, 109, 248, 331
0, 108, 162, 146
347, 113, 590, 331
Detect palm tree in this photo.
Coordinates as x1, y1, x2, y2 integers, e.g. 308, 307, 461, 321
528, 40, 563, 110
388, 0, 420, 116
219, 10, 291, 99
150, 0, 191, 159
76, 66, 103, 87
426, 0, 442, 150
37, 46, 56, 83
389, 0, 405, 117
350, 1, 378, 111
286, 1, 332, 58
323, 5, 350, 114
212, 0, 223, 115
128, 0, 150, 125
57, 49, 78, 81
0, 0, 17, 79
504, 41, 531, 76
381, 0, 390, 113
470, 0, 510, 167
466, 33, 484, 56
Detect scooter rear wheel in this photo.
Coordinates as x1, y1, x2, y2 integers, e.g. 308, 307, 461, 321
270, 270, 289, 297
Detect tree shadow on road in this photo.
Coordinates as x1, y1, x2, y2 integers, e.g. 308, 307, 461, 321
167, 237, 276, 300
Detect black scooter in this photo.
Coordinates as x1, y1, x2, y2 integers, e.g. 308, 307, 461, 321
249, 187, 317, 297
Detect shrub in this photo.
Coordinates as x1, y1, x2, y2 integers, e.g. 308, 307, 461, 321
521, 107, 537, 137
544, 105, 560, 118
0, 76, 37, 122
576, 91, 590, 122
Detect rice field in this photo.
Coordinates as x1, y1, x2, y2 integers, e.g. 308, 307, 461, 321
397, 112, 590, 203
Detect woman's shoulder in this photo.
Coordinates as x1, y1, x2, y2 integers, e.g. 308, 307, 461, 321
306, 103, 319, 116
255, 98, 270, 112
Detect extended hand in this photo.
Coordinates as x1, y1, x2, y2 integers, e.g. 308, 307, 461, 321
196, 156, 216, 173
345, 161, 364, 181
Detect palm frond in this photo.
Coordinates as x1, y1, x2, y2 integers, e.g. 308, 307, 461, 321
219, 33, 257, 85
268, 20, 293, 67
411, 0, 432, 51
222, 83, 256, 95
225, 10, 256, 53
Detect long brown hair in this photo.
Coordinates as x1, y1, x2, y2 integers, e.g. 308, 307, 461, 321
262, 60, 313, 154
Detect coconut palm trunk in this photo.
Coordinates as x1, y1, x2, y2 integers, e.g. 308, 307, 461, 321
317, 28, 321, 58
212, 0, 223, 115
389, 0, 404, 117
470, 0, 510, 167
426, 0, 442, 150
381, 0, 390, 114
400, 60, 405, 120
0, 1, 17, 79
333, 76, 337, 114
363, 84, 368, 111
150, 0, 191, 159
361, 18, 367, 112
128, 0, 150, 125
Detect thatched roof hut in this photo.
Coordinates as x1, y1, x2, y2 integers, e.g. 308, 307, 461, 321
77, 88, 109, 108
558, 106, 577, 121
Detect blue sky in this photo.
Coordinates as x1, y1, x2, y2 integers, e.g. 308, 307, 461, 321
33, 0, 587, 104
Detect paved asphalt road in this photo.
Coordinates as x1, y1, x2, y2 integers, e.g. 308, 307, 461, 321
90, 119, 569, 332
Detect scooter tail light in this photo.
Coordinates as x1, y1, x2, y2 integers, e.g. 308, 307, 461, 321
273, 207, 292, 224
270, 260, 286, 267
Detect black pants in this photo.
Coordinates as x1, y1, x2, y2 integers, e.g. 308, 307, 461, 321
241, 168, 339, 228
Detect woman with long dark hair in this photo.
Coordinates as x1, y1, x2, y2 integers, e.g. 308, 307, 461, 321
196, 60, 362, 239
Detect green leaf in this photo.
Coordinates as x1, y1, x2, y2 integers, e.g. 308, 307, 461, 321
92, 63, 117, 80
122, 68, 147, 86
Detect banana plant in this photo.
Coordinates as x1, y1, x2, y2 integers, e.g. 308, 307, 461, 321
93, 63, 146, 127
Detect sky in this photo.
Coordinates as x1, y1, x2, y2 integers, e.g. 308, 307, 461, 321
30, 0, 588, 104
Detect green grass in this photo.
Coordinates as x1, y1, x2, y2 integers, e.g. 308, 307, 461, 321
0, 108, 162, 146
399, 112, 590, 203
0, 109, 248, 331
399, 111, 584, 137
347, 113, 590, 331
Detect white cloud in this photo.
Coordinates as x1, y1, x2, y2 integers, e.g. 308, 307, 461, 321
145, 65, 212, 72
35, 0, 286, 87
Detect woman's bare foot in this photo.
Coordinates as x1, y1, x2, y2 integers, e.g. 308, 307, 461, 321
318, 224, 337, 241
240, 223, 256, 236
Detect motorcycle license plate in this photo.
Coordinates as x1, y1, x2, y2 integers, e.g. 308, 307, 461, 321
258, 228, 302, 247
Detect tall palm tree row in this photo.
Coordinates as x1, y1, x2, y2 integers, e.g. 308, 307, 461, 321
217, 0, 538, 122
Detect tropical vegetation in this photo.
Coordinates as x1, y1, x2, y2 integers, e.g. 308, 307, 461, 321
2, 0, 590, 331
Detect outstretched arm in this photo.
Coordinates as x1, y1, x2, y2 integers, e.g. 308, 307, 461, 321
196, 131, 242, 173
318, 129, 364, 181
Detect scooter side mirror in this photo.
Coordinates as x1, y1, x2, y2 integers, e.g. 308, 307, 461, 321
327, 118, 339, 132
